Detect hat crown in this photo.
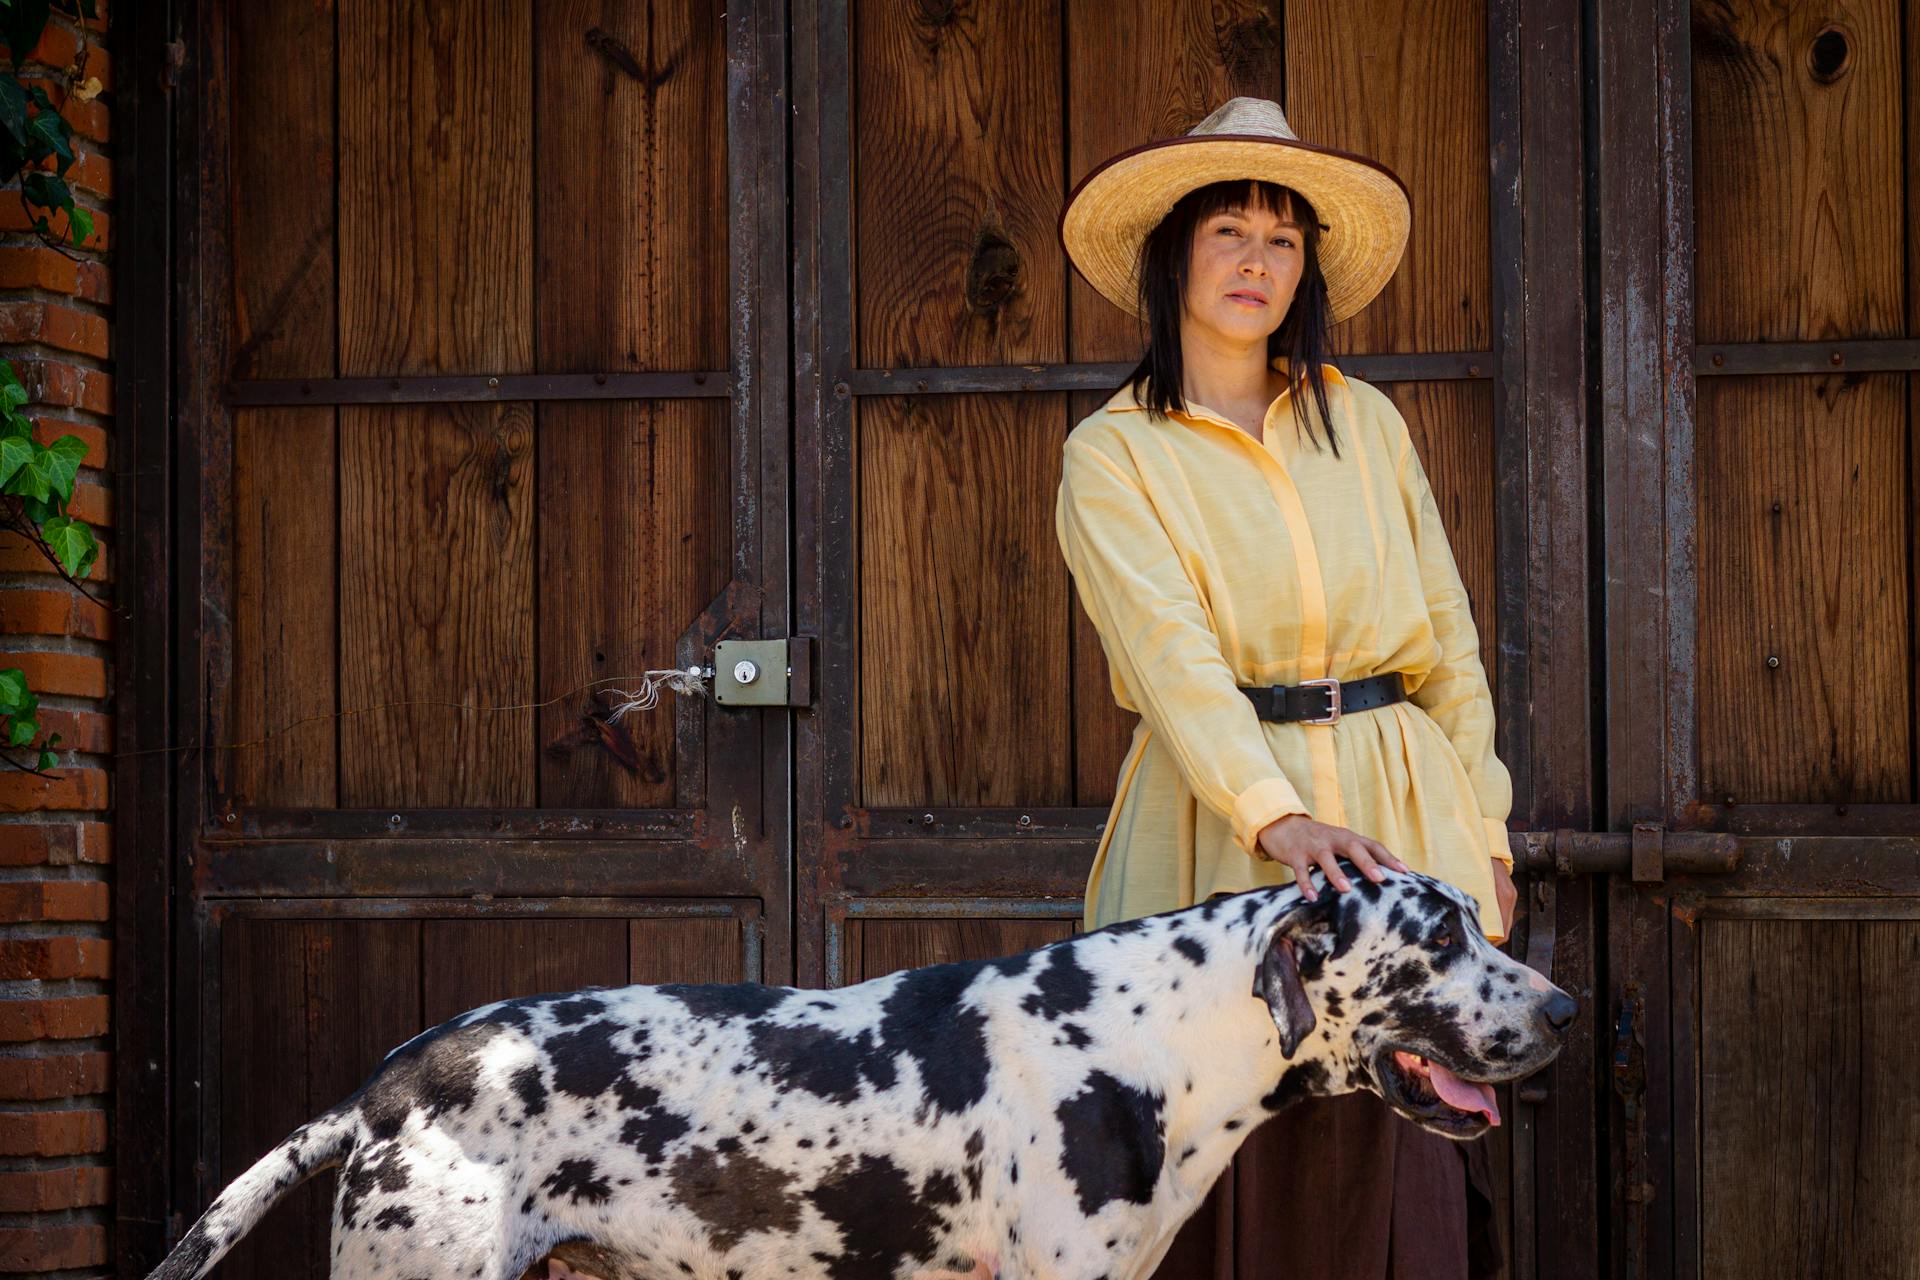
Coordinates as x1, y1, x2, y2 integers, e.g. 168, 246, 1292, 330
1187, 96, 1298, 143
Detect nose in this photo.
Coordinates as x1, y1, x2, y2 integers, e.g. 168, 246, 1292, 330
1539, 990, 1578, 1034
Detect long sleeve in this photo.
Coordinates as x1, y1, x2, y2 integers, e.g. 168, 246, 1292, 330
1394, 423, 1516, 868
1056, 438, 1310, 856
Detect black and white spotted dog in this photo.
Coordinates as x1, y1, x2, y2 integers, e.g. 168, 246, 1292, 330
148, 867, 1575, 1280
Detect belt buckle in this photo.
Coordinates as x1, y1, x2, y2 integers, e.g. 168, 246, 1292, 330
1299, 677, 1341, 725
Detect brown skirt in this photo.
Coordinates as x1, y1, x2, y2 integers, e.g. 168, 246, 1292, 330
1150, 1089, 1502, 1280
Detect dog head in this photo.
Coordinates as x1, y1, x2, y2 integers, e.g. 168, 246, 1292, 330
1250, 867, 1576, 1138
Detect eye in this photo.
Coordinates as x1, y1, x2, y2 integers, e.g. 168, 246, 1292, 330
1432, 928, 1454, 949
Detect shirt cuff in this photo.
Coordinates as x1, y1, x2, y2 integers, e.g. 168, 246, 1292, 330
1485, 815, 1514, 867
1232, 777, 1311, 857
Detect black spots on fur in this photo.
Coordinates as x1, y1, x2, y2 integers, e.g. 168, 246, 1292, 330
877, 962, 993, 1118
1055, 1070, 1166, 1215
988, 951, 1033, 977
547, 1019, 631, 1100
1099, 915, 1150, 937
748, 1020, 897, 1104
509, 1063, 547, 1117
354, 1020, 515, 1141
1385, 902, 1421, 948
1361, 1009, 1387, 1026
922, 1169, 963, 1207
1331, 896, 1367, 960
1322, 992, 1345, 1019
1478, 978, 1494, 1002
548, 995, 605, 1026
668, 1145, 803, 1251
1353, 875, 1384, 903
1131, 1003, 1146, 1018
1386, 995, 1475, 1067
620, 1103, 693, 1164
1057, 1021, 1091, 1049
1172, 935, 1207, 966
337, 1143, 411, 1229
1377, 959, 1427, 1000
1021, 946, 1096, 1021
1483, 1027, 1519, 1062
544, 1158, 613, 1206
371, 1204, 414, 1231
660, 982, 793, 1021
1223, 1119, 1242, 1131
1260, 1060, 1331, 1111
1240, 895, 1265, 926
807, 1153, 945, 1280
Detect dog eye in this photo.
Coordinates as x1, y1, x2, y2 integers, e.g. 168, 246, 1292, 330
1432, 929, 1454, 948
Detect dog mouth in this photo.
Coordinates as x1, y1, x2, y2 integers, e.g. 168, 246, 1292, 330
1377, 1048, 1500, 1135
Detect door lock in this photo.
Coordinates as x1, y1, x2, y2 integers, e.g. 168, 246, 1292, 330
712, 638, 813, 707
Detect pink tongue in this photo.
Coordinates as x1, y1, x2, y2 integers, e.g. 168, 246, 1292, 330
1427, 1062, 1501, 1126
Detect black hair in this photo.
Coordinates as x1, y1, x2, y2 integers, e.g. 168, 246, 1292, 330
1121, 179, 1342, 456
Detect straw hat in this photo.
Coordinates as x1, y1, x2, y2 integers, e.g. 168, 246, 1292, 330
1059, 97, 1411, 326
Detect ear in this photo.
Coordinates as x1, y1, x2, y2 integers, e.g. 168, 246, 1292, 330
1252, 933, 1316, 1058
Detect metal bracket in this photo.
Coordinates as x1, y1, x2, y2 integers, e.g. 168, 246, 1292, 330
1630, 821, 1665, 883
712, 638, 814, 707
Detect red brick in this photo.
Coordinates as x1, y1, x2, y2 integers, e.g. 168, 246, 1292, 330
15, 78, 108, 146
0, 1051, 109, 1101
0, 1108, 106, 1157
31, 417, 108, 467
0, 881, 107, 922
0, 1222, 108, 1271
0, 246, 111, 303
0, 650, 106, 698
0, 937, 109, 981
33, 707, 111, 756
0, 1165, 110, 1212
0, 532, 111, 582
0, 996, 110, 1042
0, 198, 108, 250
28, 146, 109, 200
0, 821, 108, 867
0, 301, 108, 358
0, 588, 111, 640
7, 357, 112, 414
0, 766, 108, 810
25, 21, 110, 91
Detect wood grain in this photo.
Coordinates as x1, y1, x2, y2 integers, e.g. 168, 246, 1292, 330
630, 916, 747, 985
1286, 0, 1489, 355
1698, 375, 1908, 803
228, 0, 338, 806
853, 0, 1064, 368
1691, 0, 1903, 344
858, 393, 1072, 806
853, 917, 1075, 984
1701, 918, 1920, 1279
533, 0, 731, 807
421, 919, 630, 1025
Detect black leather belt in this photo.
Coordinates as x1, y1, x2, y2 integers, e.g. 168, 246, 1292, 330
1241, 673, 1406, 725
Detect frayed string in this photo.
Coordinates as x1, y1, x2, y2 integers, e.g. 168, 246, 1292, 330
603, 666, 709, 723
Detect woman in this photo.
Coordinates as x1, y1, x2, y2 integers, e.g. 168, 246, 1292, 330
1054, 97, 1517, 1279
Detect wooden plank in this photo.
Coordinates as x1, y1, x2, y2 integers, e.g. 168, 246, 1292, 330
217, 921, 315, 1280
1701, 919, 1920, 1278
532, 0, 731, 808
854, 918, 1074, 983
1386, 381, 1499, 690
1691, 0, 1903, 345
228, 0, 338, 807
852, 0, 1063, 369
1064, 0, 1284, 351
421, 919, 630, 1025
1287, 0, 1490, 355
1698, 375, 1908, 803
858, 393, 1072, 806
337, 0, 536, 807
629, 916, 746, 985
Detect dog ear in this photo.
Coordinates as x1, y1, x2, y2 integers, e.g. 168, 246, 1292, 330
1252, 935, 1316, 1058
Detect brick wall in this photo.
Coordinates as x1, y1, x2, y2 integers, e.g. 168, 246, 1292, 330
0, 6, 116, 1277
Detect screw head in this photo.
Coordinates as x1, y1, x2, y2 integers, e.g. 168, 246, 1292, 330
1765, 655, 1780, 669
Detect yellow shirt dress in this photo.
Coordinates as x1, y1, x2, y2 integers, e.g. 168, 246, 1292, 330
1055, 358, 1515, 942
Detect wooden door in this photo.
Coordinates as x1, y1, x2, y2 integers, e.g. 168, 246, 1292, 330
790, 2, 1592, 1277
163, 2, 793, 1274
1596, 0, 1920, 1276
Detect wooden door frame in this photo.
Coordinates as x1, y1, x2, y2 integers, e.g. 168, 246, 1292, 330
115, 0, 795, 1271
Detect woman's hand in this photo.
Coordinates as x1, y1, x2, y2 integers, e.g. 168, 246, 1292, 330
1491, 859, 1517, 938
1253, 814, 1409, 901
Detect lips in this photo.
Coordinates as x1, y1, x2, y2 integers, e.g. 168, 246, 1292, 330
1226, 291, 1267, 305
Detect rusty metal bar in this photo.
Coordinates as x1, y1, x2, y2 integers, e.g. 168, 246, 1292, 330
1514, 829, 1739, 876
858, 807, 1105, 840
1695, 338, 1920, 376
224, 370, 732, 406
209, 807, 698, 841
841, 351, 1497, 398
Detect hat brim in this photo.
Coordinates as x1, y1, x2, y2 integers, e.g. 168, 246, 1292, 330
1059, 134, 1411, 326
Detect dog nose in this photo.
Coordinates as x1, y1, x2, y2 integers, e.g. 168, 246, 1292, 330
1540, 991, 1578, 1033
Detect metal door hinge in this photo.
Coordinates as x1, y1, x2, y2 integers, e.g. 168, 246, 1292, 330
712, 637, 813, 707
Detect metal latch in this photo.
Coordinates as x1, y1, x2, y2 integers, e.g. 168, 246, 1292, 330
712, 638, 813, 707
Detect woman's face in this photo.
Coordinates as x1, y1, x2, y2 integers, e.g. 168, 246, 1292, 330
1180, 194, 1305, 344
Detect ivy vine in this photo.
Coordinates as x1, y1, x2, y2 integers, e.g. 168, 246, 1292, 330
0, 0, 103, 773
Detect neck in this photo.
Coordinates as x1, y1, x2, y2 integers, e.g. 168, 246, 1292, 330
1178, 327, 1282, 423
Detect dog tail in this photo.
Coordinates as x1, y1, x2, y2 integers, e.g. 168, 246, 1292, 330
144, 1108, 357, 1280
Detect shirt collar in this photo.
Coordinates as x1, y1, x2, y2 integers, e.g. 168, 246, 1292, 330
1101, 357, 1346, 416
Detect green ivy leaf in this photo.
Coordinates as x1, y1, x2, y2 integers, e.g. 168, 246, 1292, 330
0, 431, 30, 487
2, 440, 51, 500
0, 362, 30, 410
40, 514, 95, 578
42, 430, 82, 501
9, 713, 35, 746
66, 202, 90, 245
35, 748, 52, 771
0, 667, 26, 710
21, 169, 66, 210
25, 102, 71, 166
45, 731, 61, 748
0, 77, 26, 148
